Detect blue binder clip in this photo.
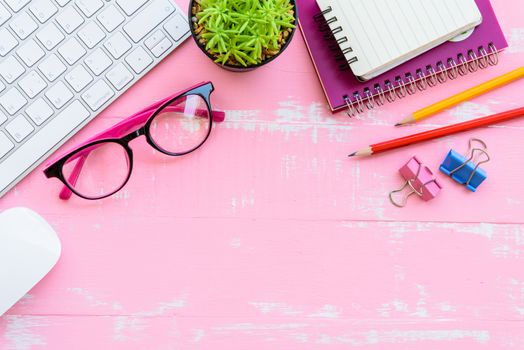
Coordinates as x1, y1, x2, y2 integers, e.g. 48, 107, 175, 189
439, 139, 490, 192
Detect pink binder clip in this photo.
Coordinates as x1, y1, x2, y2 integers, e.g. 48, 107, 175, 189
389, 156, 442, 207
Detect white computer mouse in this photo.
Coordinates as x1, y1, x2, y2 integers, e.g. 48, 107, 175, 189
0, 207, 61, 316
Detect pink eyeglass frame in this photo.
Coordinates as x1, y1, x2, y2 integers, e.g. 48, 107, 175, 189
44, 81, 225, 200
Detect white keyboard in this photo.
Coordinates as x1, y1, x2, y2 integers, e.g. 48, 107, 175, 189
0, 0, 190, 197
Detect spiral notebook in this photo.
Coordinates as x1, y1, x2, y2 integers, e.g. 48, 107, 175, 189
316, 0, 483, 81
297, 0, 508, 114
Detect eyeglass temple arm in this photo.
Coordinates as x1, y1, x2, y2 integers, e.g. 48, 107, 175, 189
58, 105, 225, 200
58, 107, 158, 200
58, 156, 86, 199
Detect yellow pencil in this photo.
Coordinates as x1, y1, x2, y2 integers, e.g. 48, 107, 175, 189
395, 66, 524, 126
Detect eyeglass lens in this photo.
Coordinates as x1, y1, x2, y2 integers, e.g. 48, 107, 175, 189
148, 94, 211, 154
62, 142, 131, 199
60, 93, 212, 199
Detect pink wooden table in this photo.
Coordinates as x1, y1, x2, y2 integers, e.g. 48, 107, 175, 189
2, 0, 524, 348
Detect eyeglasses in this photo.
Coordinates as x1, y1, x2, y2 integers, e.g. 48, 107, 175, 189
44, 82, 225, 200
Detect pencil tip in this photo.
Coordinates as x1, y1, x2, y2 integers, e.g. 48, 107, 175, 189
348, 152, 356, 157
394, 123, 402, 127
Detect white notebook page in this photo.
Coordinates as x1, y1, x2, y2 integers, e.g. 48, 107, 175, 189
317, 0, 482, 80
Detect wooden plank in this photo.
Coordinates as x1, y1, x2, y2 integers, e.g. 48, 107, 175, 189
2, 218, 523, 318
1, 315, 524, 349
0, 0, 523, 348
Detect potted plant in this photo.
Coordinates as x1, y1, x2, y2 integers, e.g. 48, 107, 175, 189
189, 0, 297, 71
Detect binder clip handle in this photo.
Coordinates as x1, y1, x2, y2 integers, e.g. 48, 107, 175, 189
389, 156, 442, 207
446, 138, 491, 190
448, 148, 490, 187
442, 138, 490, 190
389, 178, 423, 208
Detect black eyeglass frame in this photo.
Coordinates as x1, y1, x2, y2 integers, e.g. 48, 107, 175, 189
44, 82, 220, 200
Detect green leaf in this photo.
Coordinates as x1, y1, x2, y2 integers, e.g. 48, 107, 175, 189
195, 0, 295, 67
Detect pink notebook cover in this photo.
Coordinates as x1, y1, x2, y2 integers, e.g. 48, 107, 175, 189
297, 0, 508, 112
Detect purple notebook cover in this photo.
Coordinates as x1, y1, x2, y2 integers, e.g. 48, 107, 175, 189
297, 0, 508, 112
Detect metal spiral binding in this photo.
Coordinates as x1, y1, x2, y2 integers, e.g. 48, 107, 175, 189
313, 6, 333, 22
315, 6, 358, 69
374, 84, 386, 106
435, 62, 448, 84
342, 43, 499, 117
313, 9, 500, 117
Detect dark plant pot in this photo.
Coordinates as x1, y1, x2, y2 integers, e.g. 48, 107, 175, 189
188, 0, 297, 72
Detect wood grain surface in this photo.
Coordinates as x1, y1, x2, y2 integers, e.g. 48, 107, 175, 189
1, 0, 524, 348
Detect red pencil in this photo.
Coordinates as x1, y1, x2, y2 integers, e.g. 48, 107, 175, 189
349, 106, 524, 157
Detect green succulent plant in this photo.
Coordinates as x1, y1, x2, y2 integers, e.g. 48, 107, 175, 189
192, 0, 296, 67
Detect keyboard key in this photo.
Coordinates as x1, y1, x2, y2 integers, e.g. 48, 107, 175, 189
77, 22, 105, 48
150, 37, 172, 57
18, 71, 47, 98
0, 0, 189, 196
0, 101, 90, 192
125, 47, 153, 74
29, 0, 58, 23
97, 4, 124, 32
0, 89, 27, 116
85, 48, 112, 75
17, 40, 45, 67
116, 0, 147, 16
0, 56, 25, 84
65, 65, 93, 92
36, 23, 65, 50
76, 0, 103, 17
0, 111, 7, 125
123, 0, 175, 43
0, 3, 12, 26
58, 38, 87, 65
6, 115, 34, 142
0, 132, 14, 159
0, 88, 27, 115
10, 12, 38, 40
38, 54, 67, 81
0, 28, 18, 56
82, 80, 114, 110
164, 14, 189, 42
46, 81, 73, 108
4, 0, 30, 12
56, 6, 84, 33
145, 30, 166, 49
106, 63, 132, 90
104, 32, 131, 59
26, 98, 54, 125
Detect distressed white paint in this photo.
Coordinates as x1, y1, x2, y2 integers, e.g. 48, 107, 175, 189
4, 316, 47, 350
